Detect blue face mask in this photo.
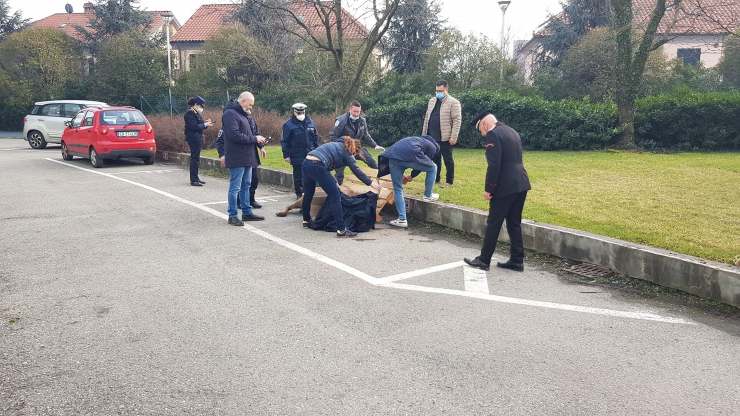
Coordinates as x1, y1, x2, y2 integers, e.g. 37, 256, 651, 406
435, 92, 446, 100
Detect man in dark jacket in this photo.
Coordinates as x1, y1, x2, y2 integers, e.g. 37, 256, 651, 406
216, 105, 266, 209
377, 135, 439, 228
282, 103, 319, 197
222, 91, 267, 226
465, 112, 531, 272
330, 101, 385, 185
184, 96, 213, 186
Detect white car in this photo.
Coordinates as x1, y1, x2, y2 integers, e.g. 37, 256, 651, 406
23, 100, 108, 149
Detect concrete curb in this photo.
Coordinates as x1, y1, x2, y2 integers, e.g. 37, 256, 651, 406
157, 150, 740, 308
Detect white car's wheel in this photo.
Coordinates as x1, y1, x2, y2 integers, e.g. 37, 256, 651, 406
27, 131, 47, 149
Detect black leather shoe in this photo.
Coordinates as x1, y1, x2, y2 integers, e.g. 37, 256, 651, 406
464, 257, 490, 271
191, 182, 203, 187
198, 179, 206, 184
337, 228, 358, 238
242, 213, 265, 221
497, 261, 524, 272
228, 216, 244, 226
250, 200, 263, 209
302, 220, 311, 228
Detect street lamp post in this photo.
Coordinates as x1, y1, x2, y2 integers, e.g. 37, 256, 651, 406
497, 0, 511, 84
163, 12, 174, 118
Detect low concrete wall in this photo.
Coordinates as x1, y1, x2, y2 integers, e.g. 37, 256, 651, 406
157, 150, 740, 308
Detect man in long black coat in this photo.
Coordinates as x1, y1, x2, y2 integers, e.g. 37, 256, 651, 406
465, 112, 531, 272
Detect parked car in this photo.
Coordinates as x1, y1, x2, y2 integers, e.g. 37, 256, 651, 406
23, 100, 108, 149
61, 106, 156, 168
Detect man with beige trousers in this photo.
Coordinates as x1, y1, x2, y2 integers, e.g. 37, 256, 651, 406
421, 80, 462, 187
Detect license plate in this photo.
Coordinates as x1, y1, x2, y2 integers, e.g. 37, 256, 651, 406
116, 131, 139, 137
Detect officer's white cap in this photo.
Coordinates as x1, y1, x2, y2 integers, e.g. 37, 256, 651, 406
291, 103, 307, 111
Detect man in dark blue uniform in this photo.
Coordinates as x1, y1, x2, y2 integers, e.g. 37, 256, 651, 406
281, 103, 319, 198
330, 100, 384, 185
465, 112, 531, 272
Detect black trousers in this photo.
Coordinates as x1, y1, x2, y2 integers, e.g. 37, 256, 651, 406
292, 162, 304, 197
433, 141, 454, 184
335, 147, 378, 185
187, 139, 202, 183
249, 167, 260, 204
480, 191, 527, 265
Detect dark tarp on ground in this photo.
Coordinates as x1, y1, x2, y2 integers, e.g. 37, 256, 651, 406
309, 192, 378, 233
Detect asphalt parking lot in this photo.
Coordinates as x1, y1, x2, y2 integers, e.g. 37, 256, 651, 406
1, 138, 739, 415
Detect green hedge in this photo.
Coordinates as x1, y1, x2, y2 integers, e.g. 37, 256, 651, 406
635, 91, 740, 150
367, 90, 619, 150
366, 89, 740, 151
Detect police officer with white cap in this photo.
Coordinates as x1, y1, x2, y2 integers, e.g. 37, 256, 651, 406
281, 103, 320, 198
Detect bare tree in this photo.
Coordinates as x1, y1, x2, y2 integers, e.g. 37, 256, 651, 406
251, 0, 401, 109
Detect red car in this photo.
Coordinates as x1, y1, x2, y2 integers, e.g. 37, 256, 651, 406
61, 106, 156, 168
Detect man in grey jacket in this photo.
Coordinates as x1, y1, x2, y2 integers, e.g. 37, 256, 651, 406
421, 80, 462, 187
330, 100, 385, 185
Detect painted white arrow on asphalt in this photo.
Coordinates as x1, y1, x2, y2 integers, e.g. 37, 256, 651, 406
463, 266, 490, 294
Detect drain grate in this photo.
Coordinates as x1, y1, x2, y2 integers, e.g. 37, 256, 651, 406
564, 263, 614, 279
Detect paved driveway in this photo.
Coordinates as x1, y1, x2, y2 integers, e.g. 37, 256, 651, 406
1, 139, 738, 415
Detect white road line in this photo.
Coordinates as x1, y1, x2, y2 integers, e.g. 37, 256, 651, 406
377, 261, 465, 284
45, 157, 695, 325
108, 169, 179, 174
201, 201, 228, 206
382, 283, 694, 325
463, 266, 490, 294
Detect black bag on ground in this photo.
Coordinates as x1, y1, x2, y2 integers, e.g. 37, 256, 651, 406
310, 192, 378, 233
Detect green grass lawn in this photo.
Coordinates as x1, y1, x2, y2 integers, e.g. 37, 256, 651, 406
203, 147, 740, 264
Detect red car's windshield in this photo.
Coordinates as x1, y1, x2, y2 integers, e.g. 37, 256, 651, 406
101, 110, 147, 126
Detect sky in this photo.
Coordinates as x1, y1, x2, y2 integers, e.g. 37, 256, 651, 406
11, 0, 564, 48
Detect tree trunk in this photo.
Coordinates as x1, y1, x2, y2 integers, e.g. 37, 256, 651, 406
615, 93, 636, 149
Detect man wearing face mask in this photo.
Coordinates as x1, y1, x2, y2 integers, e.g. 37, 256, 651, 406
330, 100, 384, 185
421, 80, 462, 187
464, 112, 531, 272
281, 103, 319, 198
184, 96, 213, 186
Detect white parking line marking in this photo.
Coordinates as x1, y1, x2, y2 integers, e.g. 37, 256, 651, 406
463, 266, 490, 294
201, 201, 228, 206
46, 158, 695, 325
108, 169, 179, 174
377, 261, 465, 284
384, 283, 693, 325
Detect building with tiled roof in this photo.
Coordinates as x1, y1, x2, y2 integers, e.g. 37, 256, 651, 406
515, 0, 740, 81
170, 2, 370, 73
30, 2, 180, 43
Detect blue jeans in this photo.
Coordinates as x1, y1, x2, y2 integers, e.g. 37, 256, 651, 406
302, 159, 345, 230
227, 167, 253, 217
389, 160, 437, 221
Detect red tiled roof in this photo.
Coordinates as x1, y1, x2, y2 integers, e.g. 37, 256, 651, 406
30, 9, 179, 41
170, 4, 238, 43
531, 0, 738, 40
635, 0, 739, 35
171, 2, 369, 43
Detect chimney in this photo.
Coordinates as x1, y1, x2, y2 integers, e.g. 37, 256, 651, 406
83, 3, 94, 14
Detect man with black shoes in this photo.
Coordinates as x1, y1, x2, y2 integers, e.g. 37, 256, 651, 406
222, 91, 266, 226
464, 112, 531, 272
